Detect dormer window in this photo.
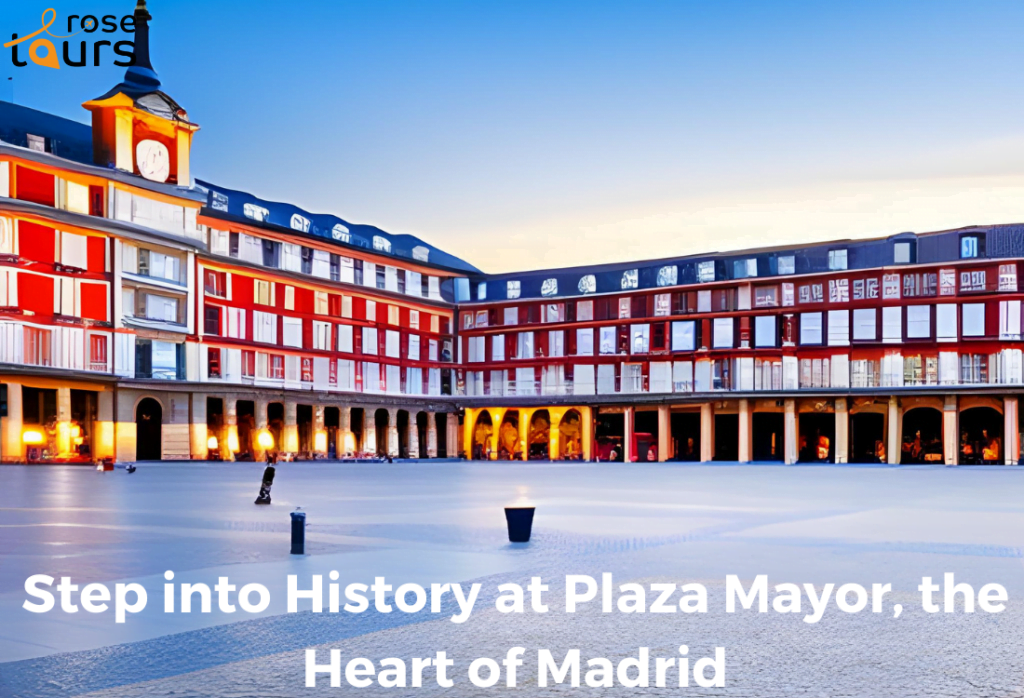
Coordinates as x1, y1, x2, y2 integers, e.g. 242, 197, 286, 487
26, 134, 47, 152
828, 249, 847, 271
290, 214, 311, 232
894, 241, 913, 265
733, 258, 757, 279
657, 265, 677, 286
507, 280, 521, 299
697, 261, 715, 283
541, 278, 558, 297
621, 269, 639, 289
243, 203, 269, 222
372, 235, 391, 253
332, 224, 350, 242
578, 275, 596, 294
960, 234, 983, 259
777, 255, 795, 275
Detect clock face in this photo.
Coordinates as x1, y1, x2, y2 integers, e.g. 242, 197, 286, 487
136, 139, 170, 183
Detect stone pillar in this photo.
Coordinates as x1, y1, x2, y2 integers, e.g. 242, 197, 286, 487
488, 409, 502, 460
190, 393, 208, 461
1005, 397, 1019, 465
56, 387, 72, 457
700, 402, 714, 463
407, 418, 420, 459
783, 399, 797, 465
581, 406, 593, 462
282, 401, 299, 454
254, 398, 270, 461
1, 382, 23, 462
887, 396, 901, 465
426, 412, 438, 458
447, 413, 459, 458
114, 392, 137, 463
623, 406, 635, 463
313, 405, 327, 456
94, 389, 114, 461
364, 409, 377, 455
387, 408, 399, 457
657, 405, 671, 462
224, 399, 238, 461
463, 409, 475, 459
834, 398, 848, 464
943, 395, 958, 466
339, 406, 353, 455
548, 409, 562, 461
738, 399, 752, 463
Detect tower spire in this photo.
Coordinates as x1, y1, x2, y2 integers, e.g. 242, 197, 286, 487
123, 0, 160, 90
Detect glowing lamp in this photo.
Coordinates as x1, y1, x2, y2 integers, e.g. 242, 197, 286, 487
257, 430, 275, 450
70, 425, 82, 439
343, 432, 356, 453
314, 431, 327, 452
207, 435, 219, 450
227, 430, 240, 453
22, 429, 44, 445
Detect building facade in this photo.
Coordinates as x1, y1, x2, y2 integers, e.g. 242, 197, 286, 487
1, 1, 1021, 465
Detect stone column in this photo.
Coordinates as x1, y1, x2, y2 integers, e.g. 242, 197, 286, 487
887, 396, 901, 465
783, 399, 797, 465
548, 409, 562, 461
254, 398, 270, 461
1, 382, 23, 462
190, 393, 208, 461
447, 413, 459, 458
1005, 397, 1019, 465
581, 406, 593, 462
224, 399, 238, 461
657, 405, 671, 462
282, 401, 299, 454
363, 409, 377, 455
700, 402, 714, 462
94, 389, 114, 461
518, 409, 533, 461
943, 395, 958, 466
426, 412, 438, 458
834, 398, 848, 464
407, 417, 420, 459
56, 386, 72, 457
339, 406, 353, 455
387, 408, 399, 457
738, 399, 752, 463
313, 405, 327, 456
623, 406, 635, 463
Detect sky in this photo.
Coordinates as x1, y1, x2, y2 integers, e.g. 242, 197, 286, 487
5, 0, 1024, 273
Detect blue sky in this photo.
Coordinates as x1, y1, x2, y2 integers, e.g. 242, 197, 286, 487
5, 0, 1024, 272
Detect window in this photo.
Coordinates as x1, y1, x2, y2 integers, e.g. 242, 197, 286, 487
1000, 300, 1021, 340
365, 300, 376, 322
672, 320, 696, 352
654, 294, 671, 316
697, 261, 715, 283
241, 350, 255, 377
828, 279, 849, 303
754, 286, 778, 308
376, 265, 386, 290
145, 294, 180, 323
631, 324, 651, 353
882, 306, 902, 343
204, 305, 221, 335
24, 327, 52, 366
962, 303, 985, 337
800, 312, 822, 345
283, 285, 295, 311
541, 303, 565, 323
853, 308, 877, 341
504, 307, 518, 326
89, 334, 108, 371
599, 326, 617, 354
429, 339, 439, 361
389, 305, 400, 325
313, 291, 328, 315
960, 235, 981, 259
362, 327, 378, 354
253, 311, 277, 343
409, 310, 420, 329
577, 300, 594, 321
301, 247, 314, 275
338, 324, 353, 352
618, 298, 631, 319
754, 315, 776, 347
204, 269, 226, 297
936, 304, 957, 341
262, 239, 280, 268
894, 241, 912, 264
282, 317, 302, 348
712, 318, 733, 348
827, 310, 849, 346
828, 249, 848, 271
207, 348, 222, 379
907, 305, 931, 339
999, 264, 1017, 291
282, 243, 301, 272
576, 328, 594, 355
330, 254, 341, 282
312, 320, 330, 350
697, 290, 711, 313
517, 332, 534, 359
254, 280, 273, 306
341, 296, 353, 318
409, 334, 421, 360
733, 258, 757, 278
385, 330, 400, 358
270, 354, 285, 380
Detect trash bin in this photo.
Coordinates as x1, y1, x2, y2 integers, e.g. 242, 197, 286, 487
504, 506, 535, 543
290, 511, 306, 554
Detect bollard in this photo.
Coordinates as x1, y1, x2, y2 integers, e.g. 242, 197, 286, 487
290, 511, 306, 554
504, 506, 535, 543
255, 465, 275, 505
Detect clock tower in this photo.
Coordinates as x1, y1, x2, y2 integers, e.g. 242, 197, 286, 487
83, 0, 199, 185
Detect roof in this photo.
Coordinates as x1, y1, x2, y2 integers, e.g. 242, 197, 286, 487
0, 101, 93, 165
196, 179, 482, 275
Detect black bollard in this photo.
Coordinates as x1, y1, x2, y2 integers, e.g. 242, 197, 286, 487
504, 506, 535, 543
290, 511, 306, 554
255, 465, 275, 505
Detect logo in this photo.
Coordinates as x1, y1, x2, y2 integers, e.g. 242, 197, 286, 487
6, 9, 135, 69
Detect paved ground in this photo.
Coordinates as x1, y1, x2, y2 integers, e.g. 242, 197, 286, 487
1, 461, 1023, 697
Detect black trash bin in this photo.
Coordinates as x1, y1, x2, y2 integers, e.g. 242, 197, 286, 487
290, 511, 306, 554
504, 506, 535, 543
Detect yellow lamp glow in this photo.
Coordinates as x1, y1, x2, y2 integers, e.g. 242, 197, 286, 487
22, 429, 44, 445
314, 431, 327, 452
227, 429, 240, 453
70, 425, 82, 439
343, 432, 356, 454
207, 435, 219, 450
256, 430, 275, 450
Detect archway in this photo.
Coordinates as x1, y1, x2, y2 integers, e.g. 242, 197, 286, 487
714, 414, 738, 461
267, 402, 284, 453
206, 397, 224, 459
850, 412, 886, 463
901, 407, 943, 464
434, 412, 448, 457
374, 408, 390, 456
559, 410, 583, 460
671, 412, 700, 461
498, 412, 520, 459
135, 398, 162, 461
236, 400, 256, 460
397, 410, 410, 458
596, 412, 624, 462
528, 410, 551, 460
473, 411, 493, 459
351, 407, 364, 453
297, 404, 313, 455
959, 407, 1002, 464
324, 407, 340, 458
634, 410, 658, 462
416, 412, 429, 458
798, 412, 835, 463
752, 413, 784, 462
